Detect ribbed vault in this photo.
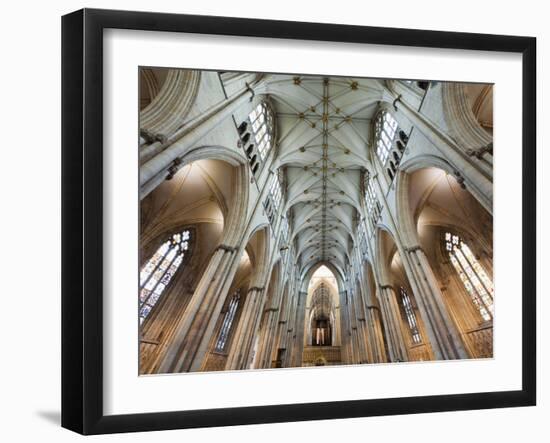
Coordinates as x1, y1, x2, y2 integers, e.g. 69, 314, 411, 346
266, 75, 384, 275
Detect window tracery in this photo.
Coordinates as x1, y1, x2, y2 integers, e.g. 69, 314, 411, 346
364, 170, 382, 227
444, 231, 493, 321
238, 102, 275, 177
215, 290, 241, 352
399, 287, 422, 344
139, 230, 191, 323
374, 110, 398, 166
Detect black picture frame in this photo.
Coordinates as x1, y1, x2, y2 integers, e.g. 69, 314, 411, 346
61, 8, 536, 435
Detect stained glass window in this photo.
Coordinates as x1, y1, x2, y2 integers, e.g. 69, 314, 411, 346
249, 102, 274, 160
374, 111, 398, 165
400, 287, 422, 344
139, 230, 191, 324
215, 290, 241, 352
445, 232, 493, 321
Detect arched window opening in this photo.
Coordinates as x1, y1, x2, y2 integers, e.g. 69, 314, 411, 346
374, 110, 398, 165
399, 287, 422, 344
215, 289, 241, 352
444, 232, 493, 321
139, 229, 191, 323
237, 102, 275, 176
249, 103, 274, 160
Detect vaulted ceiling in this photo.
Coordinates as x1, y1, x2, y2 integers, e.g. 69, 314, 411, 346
265, 75, 385, 277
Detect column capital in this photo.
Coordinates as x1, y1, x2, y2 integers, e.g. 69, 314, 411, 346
466, 142, 493, 159
140, 128, 167, 144
404, 245, 423, 254
379, 284, 394, 291
215, 244, 238, 253
248, 286, 265, 293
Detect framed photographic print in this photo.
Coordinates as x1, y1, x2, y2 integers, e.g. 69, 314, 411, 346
61, 8, 536, 435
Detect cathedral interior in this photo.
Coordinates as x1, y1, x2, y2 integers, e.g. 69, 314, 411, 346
138, 69, 494, 374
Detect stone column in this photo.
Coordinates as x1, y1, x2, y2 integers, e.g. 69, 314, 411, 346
378, 285, 408, 362
404, 245, 468, 360
348, 293, 368, 364
290, 291, 307, 367
352, 296, 369, 364
225, 286, 266, 370
366, 306, 387, 363
156, 243, 241, 373
339, 290, 355, 365
255, 307, 281, 369
283, 289, 299, 368
271, 285, 293, 368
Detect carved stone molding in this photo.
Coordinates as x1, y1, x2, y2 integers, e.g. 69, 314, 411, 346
140, 69, 201, 136
140, 128, 167, 145
392, 94, 402, 111
442, 83, 492, 152
215, 244, 238, 253
466, 142, 493, 159
165, 157, 183, 180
